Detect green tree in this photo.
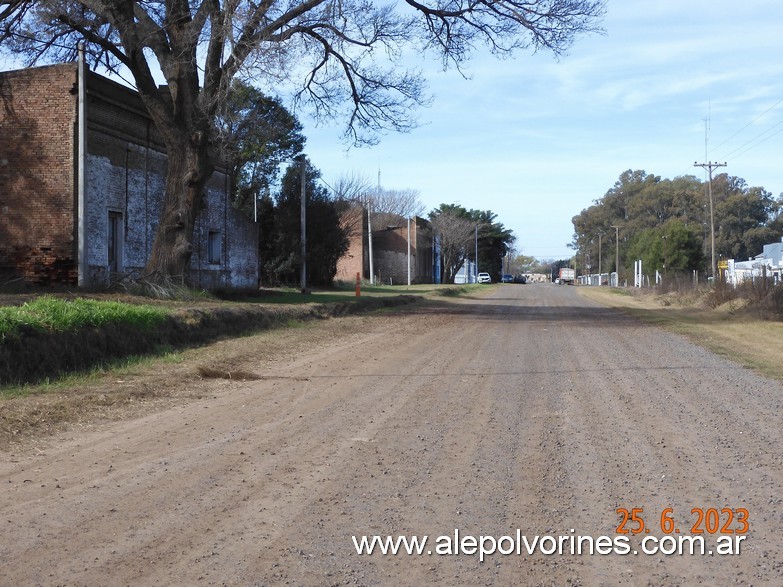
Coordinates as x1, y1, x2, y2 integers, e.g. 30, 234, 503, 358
429, 204, 515, 283
769, 194, 783, 234
509, 253, 540, 274
261, 159, 348, 286
1, 0, 604, 284
625, 219, 703, 277
712, 175, 778, 261
218, 83, 305, 217
573, 170, 709, 279
429, 204, 475, 284
471, 210, 515, 280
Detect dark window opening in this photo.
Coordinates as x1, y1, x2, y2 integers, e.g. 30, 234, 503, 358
208, 231, 222, 264
108, 211, 122, 273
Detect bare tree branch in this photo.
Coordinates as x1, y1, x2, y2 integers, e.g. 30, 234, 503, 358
0, 0, 603, 280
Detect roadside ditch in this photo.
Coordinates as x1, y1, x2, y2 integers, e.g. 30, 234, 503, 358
0, 295, 420, 387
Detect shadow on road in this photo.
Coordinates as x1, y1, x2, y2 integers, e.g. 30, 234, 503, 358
408, 285, 774, 331
406, 298, 638, 327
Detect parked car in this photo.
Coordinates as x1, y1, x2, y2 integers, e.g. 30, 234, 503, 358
477, 272, 492, 283
501, 274, 514, 283
513, 275, 527, 284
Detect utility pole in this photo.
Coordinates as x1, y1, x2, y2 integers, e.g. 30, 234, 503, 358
598, 232, 603, 285
300, 156, 307, 294
474, 224, 478, 282
407, 217, 411, 286
611, 225, 619, 287
367, 201, 374, 285
77, 42, 87, 286
693, 160, 726, 279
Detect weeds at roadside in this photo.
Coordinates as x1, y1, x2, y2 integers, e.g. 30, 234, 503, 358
439, 285, 474, 297
0, 350, 186, 400
119, 274, 216, 301
196, 366, 263, 381
734, 278, 783, 319
0, 296, 167, 336
703, 280, 738, 309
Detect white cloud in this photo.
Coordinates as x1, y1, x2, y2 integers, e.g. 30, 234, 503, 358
304, 2, 783, 259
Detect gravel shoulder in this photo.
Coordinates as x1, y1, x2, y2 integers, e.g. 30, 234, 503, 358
1, 284, 781, 585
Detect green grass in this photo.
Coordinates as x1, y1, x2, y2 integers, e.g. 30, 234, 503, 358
0, 348, 186, 400
236, 283, 477, 304
0, 296, 168, 335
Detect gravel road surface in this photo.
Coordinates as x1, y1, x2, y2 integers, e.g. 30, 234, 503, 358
1, 284, 781, 586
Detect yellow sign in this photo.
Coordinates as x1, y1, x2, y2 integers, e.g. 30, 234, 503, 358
717, 261, 729, 269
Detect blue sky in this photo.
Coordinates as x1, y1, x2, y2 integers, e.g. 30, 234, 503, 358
301, 1, 783, 260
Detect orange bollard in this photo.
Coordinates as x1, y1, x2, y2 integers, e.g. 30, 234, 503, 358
355, 272, 361, 297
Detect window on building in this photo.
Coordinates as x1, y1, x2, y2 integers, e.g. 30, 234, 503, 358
208, 230, 222, 264
108, 211, 122, 273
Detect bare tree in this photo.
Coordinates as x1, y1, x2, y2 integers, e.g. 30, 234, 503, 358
372, 188, 425, 225
333, 174, 424, 238
216, 82, 305, 216
430, 210, 475, 283
332, 173, 374, 205
1, 0, 604, 283
332, 173, 373, 239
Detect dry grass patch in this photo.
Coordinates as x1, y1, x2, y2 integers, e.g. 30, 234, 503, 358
0, 312, 397, 449
579, 287, 783, 381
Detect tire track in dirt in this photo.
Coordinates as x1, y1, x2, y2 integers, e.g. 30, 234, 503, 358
1, 285, 781, 586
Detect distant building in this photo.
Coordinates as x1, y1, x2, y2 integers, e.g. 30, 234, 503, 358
758, 237, 783, 271
453, 260, 477, 284
726, 236, 783, 285
335, 208, 433, 284
334, 206, 367, 283
0, 62, 257, 289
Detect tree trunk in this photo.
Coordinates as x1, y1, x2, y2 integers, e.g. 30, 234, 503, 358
144, 132, 214, 283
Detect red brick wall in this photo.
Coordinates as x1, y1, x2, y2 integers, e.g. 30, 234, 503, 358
335, 211, 433, 284
335, 207, 366, 282
0, 65, 78, 284
413, 217, 433, 283
0, 65, 258, 289
374, 225, 408, 284
373, 218, 432, 285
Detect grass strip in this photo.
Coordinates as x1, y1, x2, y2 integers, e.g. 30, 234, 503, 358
0, 296, 166, 335
1, 294, 421, 388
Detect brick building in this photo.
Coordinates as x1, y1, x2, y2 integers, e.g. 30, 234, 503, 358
335, 208, 433, 284
0, 62, 257, 289
334, 206, 367, 283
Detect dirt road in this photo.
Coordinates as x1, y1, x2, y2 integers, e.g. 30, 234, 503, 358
1, 285, 781, 586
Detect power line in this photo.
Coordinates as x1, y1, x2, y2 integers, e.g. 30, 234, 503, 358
709, 98, 783, 165
710, 97, 783, 157
717, 119, 783, 161
675, 98, 783, 180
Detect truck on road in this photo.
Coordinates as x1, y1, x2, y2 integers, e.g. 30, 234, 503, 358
558, 267, 575, 285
